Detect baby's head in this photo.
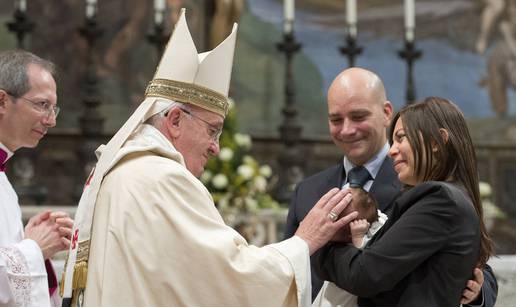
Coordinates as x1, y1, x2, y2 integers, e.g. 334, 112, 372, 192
335, 188, 379, 242
348, 187, 378, 223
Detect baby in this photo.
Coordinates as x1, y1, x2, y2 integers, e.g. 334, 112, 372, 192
313, 187, 388, 307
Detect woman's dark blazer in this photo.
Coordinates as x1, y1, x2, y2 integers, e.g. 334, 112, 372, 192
315, 181, 481, 307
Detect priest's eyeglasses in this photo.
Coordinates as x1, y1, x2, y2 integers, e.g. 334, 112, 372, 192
180, 108, 222, 142
5, 91, 60, 118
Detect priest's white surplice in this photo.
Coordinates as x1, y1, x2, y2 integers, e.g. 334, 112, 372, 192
0, 145, 51, 307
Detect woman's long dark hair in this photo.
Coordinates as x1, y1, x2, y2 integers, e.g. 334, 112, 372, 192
389, 97, 493, 266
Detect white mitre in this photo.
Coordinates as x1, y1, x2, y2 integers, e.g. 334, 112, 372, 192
146, 8, 237, 116
60, 8, 237, 305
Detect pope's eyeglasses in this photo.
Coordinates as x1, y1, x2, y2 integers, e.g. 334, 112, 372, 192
180, 108, 222, 142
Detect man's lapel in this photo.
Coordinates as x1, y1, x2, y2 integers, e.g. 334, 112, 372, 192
318, 164, 344, 198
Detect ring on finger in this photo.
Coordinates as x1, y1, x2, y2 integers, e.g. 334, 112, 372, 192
327, 211, 338, 222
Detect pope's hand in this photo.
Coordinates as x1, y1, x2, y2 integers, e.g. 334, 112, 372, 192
295, 188, 358, 255
50, 211, 74, 243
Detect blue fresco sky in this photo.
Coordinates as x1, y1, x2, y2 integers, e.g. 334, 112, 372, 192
247, 0, 516, 118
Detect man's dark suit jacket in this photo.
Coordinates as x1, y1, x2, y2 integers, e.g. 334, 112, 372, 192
314, 182, 480, 306
284, 157, 498, 306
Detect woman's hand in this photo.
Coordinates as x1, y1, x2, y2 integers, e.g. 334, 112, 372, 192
295, 188, 358, 255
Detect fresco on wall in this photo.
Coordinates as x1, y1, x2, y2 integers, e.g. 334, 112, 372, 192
0, 0, 207, 132
233, 0, 516, 140
1, 0, 514, 137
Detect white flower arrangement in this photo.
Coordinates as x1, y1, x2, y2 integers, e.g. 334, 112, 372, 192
479, 181, 492, 198
259, 165, 272, 178
201, 99, 280, 216
219, 147, 234, 161
234, 133, 252, 150
200, 170, 212, 183
237, 165, 254, 180
253, 176, 267, 193
479, 181, 506, 230
212, 174, 229, 189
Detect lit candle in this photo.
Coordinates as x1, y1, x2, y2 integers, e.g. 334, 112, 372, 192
404, 0, 415, 42
16, 0, 27, 12
346, 0, 357, 38
154, 0, 166, 25
85, 0, 97, 19
283, 0, 294, 34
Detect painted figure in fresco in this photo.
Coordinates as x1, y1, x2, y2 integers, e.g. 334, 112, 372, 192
477, 0, 506, 54
477, 0, 516, 117
210, 0, 244, 48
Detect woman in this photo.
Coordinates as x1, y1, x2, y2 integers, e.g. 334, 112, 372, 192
314, 97, 493, 306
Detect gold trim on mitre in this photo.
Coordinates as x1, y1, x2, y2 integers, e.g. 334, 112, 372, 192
145, 78, 229, 117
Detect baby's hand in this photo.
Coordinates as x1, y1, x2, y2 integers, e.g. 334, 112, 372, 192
350, 219, 370, 236
350, 219, 370, 248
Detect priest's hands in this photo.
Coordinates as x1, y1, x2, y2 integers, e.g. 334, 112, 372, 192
295, 189, 358, 255
25, 210, 74, 259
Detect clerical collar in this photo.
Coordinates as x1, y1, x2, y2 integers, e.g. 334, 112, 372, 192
0, 142, 14, 172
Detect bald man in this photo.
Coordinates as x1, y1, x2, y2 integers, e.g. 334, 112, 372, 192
284, 67, 498, 306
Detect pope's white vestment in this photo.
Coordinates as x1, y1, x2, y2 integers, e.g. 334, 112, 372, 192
0, 144, 57, 307
83, 125, 311, 307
